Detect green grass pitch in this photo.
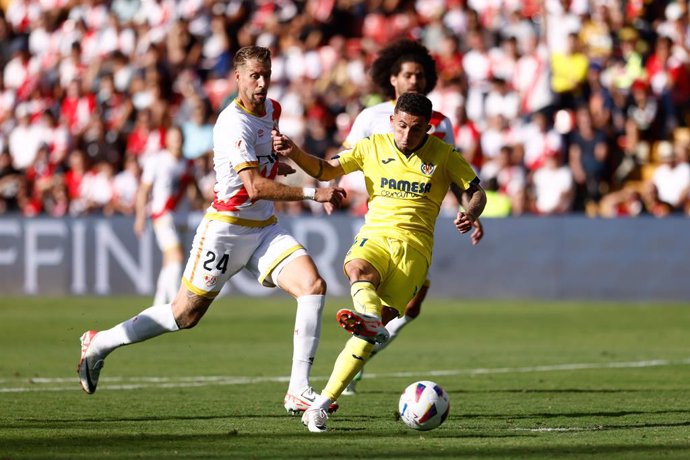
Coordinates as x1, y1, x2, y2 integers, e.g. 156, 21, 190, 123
1, 296, 689, 459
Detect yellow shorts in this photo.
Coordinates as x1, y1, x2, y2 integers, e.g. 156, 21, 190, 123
343, 234, 429, 315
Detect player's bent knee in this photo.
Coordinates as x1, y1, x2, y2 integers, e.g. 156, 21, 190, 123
300, 275, 326, 296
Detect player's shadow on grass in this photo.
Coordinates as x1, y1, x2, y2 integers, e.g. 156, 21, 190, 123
2, 434, 690, 458
6, 413, 296, 428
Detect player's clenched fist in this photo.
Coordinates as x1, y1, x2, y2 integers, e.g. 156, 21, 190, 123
453, 211, 475, 234
272, 129, 294, 157
315, 187, 347, 207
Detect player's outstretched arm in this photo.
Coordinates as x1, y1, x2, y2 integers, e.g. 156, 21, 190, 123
238, 167, 346, 206
454, 183, 487, 235
272, 130, 345, 182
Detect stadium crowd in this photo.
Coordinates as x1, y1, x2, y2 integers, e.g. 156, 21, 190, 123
0, 0, 689, 218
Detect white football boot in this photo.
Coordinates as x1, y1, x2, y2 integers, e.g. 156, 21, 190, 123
77, 330, 104, 394
284, 386, 338, 415
301, 407, 328, 433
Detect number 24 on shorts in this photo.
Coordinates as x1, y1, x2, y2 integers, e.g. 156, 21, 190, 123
203, 251, 229, 274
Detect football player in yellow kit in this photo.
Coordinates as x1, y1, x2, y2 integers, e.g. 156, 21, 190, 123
273, 92, 486, 432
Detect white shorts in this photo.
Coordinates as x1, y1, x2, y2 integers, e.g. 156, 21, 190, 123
182, 218, 306, 298
152, 213, 181, 252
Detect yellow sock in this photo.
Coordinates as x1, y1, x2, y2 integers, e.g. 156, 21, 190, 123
350, 281, 383, 317
323, 337, 374, 400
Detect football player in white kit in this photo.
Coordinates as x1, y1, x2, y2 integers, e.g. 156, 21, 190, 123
78, 46, 346, 416
338, 38, 484, 394
134, 125, 195, 306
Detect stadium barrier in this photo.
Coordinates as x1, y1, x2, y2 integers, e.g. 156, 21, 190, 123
0, 213, 688, 301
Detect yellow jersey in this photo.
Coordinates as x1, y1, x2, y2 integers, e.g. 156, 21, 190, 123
338, 133, 478, 262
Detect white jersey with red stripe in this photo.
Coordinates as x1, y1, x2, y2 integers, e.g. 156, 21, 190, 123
141, 150, 195, 220
343, 100, 455, 148
209, 98, 281, 225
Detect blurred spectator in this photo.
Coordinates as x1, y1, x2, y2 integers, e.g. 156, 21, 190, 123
453, 104, 481, 169
79, 161, 115, 215
569, 106, 610, 210
64, 149, 88, 214
0, 149, 22, 213
126, 107, 164, 160
3, 37, 39, 95
44, 179, 69, 217
303, 118, 335, 160
39, 111, 69, 167
112, 154, 141, 215
462, 29, 492, 125
530, 150, 574, 215
8, 104, 43, 170
480, 145, 527, 215
485, 76, 519, 122
480, 114, 517, 168
642, 180, 675, 217
200, 13, 232, 79
619, 79, 660, 177
481, 177, 513, 218
579, 5, 613, 63
650, 140, 690, 212
645, 34, 690, 133
513, 31, 552, 117
166, 19, 202, 76
96, 72, 133, 134
550, 32, 589, 109
517, 110, 563, 172
22, 143, 54, 215
584, 62, 614, 132
181, 100, 214, 159
489, 35, 519, 84
599, 187, 649, 218
434, 32, 463, 84
58, 42, 86, 89
60, 78, 96, 136
609, 27, 644, 91
79, 117, 124, 167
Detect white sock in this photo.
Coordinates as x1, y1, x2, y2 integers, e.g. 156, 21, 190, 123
89, 303, 180, 359
373, 315, 414, 353
288, 295, 325, 392
314, 394, 333, 411
164, 262, 182, 303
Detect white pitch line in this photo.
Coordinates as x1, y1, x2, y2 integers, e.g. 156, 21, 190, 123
513, 427, 601, 432
2, 358, 689, 393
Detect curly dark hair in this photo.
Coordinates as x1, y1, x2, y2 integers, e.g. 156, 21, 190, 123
370, 38, 438, 99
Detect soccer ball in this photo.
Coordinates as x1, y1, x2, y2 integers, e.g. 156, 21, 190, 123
398, 380, 450, 431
